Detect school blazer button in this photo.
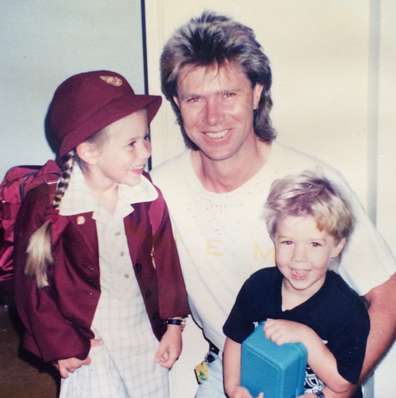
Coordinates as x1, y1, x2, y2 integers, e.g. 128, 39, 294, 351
136, 263, 142, 272
145, 290, 151, 299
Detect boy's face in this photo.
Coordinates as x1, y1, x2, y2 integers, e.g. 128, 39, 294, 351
273, 215, 345, 297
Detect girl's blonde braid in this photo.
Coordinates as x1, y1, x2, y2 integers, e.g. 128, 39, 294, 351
25, 151, 76, 288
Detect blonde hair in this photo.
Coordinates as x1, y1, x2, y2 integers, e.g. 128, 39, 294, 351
25, 126, 113, 287
264, 171, 355, 269
25, 151, 76, 288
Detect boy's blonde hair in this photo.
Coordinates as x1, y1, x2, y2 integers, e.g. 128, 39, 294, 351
264, 170, 355, 269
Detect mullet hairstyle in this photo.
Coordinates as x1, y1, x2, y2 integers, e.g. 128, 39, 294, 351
160, 10, 276, 149
264, 171, 355, 270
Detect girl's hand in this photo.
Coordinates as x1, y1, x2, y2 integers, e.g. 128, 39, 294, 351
54, 357, 91, 378
264, 318, 313, 346
155, 324, 182, 369
53, 338, 103, 378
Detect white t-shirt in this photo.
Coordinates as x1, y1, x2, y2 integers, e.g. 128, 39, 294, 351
151, 142, 396, 350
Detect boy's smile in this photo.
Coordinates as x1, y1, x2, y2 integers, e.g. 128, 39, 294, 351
274, 215, 345, 298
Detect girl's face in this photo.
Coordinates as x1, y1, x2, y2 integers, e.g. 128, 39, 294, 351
93, 110, 151, 187
273, 215, 345, 298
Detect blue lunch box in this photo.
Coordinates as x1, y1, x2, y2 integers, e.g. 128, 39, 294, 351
241, 321, 307, 398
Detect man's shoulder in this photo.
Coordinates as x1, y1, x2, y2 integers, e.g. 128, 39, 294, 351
150, 151, 187, 184
272, 142, 326, 167
271, 142, 344, 182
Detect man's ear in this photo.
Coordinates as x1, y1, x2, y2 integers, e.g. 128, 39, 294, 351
76, 142, 99, 165
331, 237, 346, 258
253, 83, 264, 110
173, 96, 180, 108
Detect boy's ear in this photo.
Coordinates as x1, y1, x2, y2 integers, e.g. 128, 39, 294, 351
331, 237, 346, 258
76, 142, 99, 165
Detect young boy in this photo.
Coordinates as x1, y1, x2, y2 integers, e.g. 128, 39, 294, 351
223, 171, 370, 398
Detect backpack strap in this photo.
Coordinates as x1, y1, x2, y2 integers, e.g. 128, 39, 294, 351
148, 189, 165, 236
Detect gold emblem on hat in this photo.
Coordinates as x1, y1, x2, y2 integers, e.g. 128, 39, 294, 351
99, 76, 123, 87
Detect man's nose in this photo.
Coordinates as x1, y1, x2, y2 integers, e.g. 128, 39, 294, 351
203, 98, 224, 126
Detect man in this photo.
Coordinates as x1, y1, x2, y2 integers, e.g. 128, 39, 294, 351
151, 11, 396, 397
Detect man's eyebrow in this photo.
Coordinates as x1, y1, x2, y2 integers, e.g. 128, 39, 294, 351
178, 92, 201, 100
179, 87, 242, 100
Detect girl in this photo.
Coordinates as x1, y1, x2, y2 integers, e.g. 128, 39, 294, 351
13, 70, 189, 397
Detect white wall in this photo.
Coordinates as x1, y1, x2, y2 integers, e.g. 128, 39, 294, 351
145, 1, 396, 397
0, 0, 145, 179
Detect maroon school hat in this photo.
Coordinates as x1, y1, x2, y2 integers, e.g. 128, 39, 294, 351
47, 70, 162, 160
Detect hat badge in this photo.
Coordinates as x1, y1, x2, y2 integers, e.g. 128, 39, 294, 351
99, 75, 123, 87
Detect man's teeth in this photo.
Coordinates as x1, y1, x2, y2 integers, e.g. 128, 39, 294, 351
205, 130, 228, 138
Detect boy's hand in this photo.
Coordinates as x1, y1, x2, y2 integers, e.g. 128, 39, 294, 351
226, 385, 263, 398
264, 318, 313, 346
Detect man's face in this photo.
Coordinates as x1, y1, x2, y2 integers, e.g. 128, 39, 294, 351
174, 62, 263, 163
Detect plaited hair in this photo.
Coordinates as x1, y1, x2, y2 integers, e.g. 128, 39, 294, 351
264, 171, 355, 269
160, 10, 276, 149
25, 150, 76, 288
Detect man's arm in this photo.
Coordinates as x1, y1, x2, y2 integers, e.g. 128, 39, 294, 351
322, 272, 396, 398
360, 272, 396, 379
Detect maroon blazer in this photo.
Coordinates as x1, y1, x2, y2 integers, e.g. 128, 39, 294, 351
13, 172, 189, 363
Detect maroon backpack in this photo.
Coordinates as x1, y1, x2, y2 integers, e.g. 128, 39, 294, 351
0, 160, 60, 297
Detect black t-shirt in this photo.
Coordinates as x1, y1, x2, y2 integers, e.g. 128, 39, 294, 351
224, 267, 370, 389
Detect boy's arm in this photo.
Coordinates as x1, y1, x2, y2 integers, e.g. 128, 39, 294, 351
223, 338, 243, 395
264, 319, 350, 393
224, 338, 260, 398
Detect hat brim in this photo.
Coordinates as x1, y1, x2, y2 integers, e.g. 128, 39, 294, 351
57, 93, 161, 161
